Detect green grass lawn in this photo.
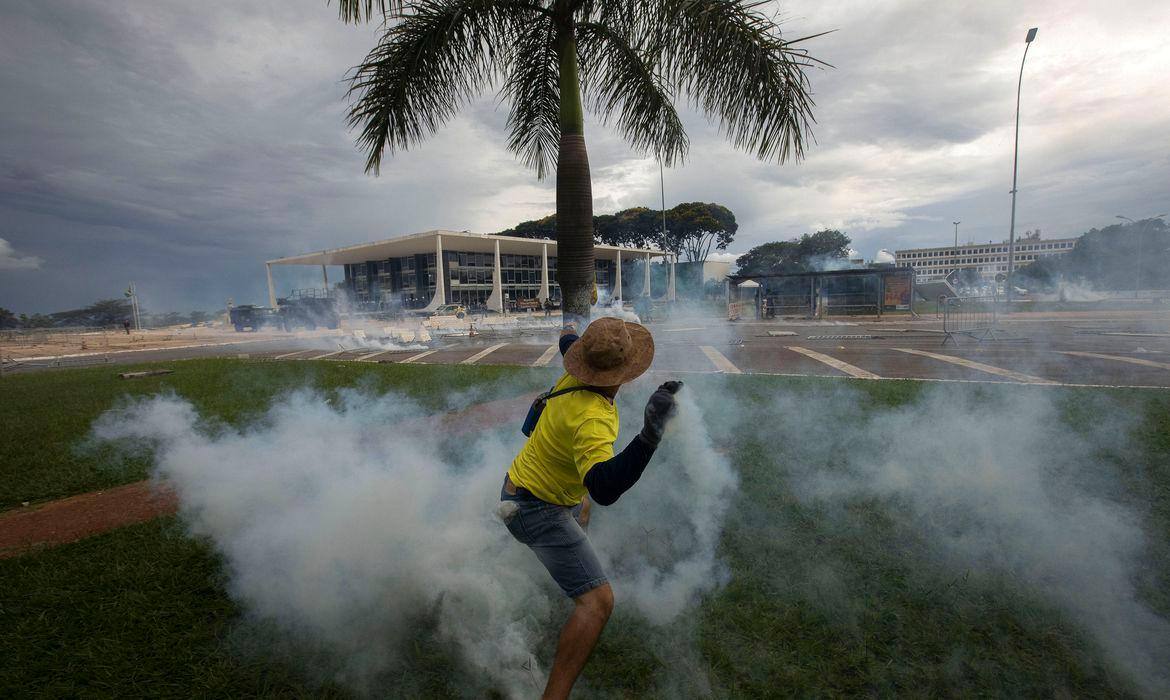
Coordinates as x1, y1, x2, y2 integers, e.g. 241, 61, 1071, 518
0, 359, 548, 510
2, 362, 1169, 697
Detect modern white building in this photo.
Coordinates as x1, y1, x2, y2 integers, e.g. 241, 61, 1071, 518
894, 234, 1079, 282
265, 229, 676, 313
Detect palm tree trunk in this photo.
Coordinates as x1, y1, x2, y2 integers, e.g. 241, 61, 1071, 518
554, 25, 594, 321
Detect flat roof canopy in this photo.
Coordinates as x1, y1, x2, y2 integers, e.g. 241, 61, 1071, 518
267, 229, 666, 267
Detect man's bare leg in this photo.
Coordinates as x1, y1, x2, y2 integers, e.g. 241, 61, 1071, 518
542, 583, 614, 700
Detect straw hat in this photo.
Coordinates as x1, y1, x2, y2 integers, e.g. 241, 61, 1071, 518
564, 317, 655, 386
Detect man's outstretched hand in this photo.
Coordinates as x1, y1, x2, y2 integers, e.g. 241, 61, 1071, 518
640, 381, 683, 446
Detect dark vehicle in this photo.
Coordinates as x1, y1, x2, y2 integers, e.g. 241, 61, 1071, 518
229, 305, 280, 332
278, 289, 341, 331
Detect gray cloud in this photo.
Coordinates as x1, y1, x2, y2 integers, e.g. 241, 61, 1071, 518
0, 237, 42, 270
0, 0, 1167, 312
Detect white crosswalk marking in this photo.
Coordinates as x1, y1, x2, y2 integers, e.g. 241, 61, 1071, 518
533, 344, 559, 367
700, 345, 742, 374
1060, 351, 1170, 371
460, 343, 508, 365
308, 349, 348, 360
274, 349, 312, 360
786, 346, 880, 379
399, 349, 437, 364
894, 348, 1057, 384
356, 349, 393, 362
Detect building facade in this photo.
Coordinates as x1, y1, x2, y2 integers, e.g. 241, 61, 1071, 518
894, 234, 1079, 282
265, 229, 674, 313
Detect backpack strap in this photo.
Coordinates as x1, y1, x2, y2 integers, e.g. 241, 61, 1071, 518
541, 385, 608, 401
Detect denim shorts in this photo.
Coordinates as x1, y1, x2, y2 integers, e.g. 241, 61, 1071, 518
499, 479, 608, 599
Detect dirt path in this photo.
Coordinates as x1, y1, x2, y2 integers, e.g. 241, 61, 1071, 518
0, 394, 534, 559
0, 481, 178, 559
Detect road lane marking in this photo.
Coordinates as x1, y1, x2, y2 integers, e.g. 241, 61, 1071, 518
399, 349, 437, 364
356, 349, 393, 362
533, 345, 559, 367
700, 346, 742, 374
894, 348, 1058, 384
663, 327, 705, 332
786, 346, 880, 379
461, 343, 508, 365
274, 349, 313, 360
1059, 351, 1170, 371
307, 349, 348, 360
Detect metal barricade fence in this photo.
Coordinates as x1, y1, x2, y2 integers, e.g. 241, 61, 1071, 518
942, 295, 998, 345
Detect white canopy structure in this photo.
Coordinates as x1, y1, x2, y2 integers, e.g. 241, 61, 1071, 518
266, 229, 677, 312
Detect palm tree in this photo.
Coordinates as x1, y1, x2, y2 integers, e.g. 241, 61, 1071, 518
333, 0, 824, 318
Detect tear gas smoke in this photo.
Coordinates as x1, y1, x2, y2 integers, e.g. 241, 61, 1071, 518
91, 380, 735, 697
757, 383, 1170, 697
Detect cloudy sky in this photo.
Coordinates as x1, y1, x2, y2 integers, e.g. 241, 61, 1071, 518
1, 0, 1168, 314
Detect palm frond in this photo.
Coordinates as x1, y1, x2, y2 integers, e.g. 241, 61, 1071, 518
345, 0, 520, 173
577, 21, 688, 166
644, 0, 826, 163
329, 0, 403, 23
500, 16, 560, 179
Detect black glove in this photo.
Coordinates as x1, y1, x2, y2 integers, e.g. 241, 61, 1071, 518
640, 381, 683, 446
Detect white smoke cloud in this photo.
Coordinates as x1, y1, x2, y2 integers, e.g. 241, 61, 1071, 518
0, 237, 43, 270
765, 384, 1170, 697
91, 380, 735, 697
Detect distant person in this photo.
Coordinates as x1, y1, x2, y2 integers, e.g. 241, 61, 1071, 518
635, 295, 652, 322
122, 319, 131, 335
500, 318, 681, 699
543, 297, 553, 317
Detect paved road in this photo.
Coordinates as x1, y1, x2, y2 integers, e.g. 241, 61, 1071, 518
5, 315, 1170, 389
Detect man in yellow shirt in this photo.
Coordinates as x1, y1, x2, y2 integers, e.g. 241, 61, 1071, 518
500, 317, 681, 699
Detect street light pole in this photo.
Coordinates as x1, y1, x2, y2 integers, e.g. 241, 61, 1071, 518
951, 220, 961, 285
1005, 27, 1038, 307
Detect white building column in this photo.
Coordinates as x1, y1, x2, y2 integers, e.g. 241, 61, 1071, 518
643, 251, 651, 296
266, 263, 277, 307
614, 250, 622, 301
667, 254, 677, 301
538, 243, 550, 302
486, 238, 504, 313
421, 234, 447, 312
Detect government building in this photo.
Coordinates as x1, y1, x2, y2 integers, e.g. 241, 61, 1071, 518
894, 233, 1080, 283
265, 229, 675, 312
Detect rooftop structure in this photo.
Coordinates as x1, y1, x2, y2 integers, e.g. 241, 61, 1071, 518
266, 229, 675, 313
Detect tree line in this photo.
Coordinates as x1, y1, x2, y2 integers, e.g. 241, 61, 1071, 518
1016, 217, 1169, 291
0, 300, 215, 330
499, 202, 738, 263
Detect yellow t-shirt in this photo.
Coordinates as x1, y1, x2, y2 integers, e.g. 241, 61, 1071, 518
508, 373, 618, 506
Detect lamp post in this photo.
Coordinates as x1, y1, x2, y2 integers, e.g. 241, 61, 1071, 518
1117, 213, 1168, 297
952, 221, 961, 279
1005, 27, 1038, 307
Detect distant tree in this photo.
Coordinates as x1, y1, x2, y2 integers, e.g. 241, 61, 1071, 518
500, 215, 556, 240
0, 307, 17, 329
595, 207, 661, 249
663, 202, 737, 262
158, 312, 187, 327
189, 311, 210, 325
18, 313, 54, 328
736, 229, 851, 275
50, 299, 132, 327
500, 202, 738, 260
1014, 255, 1060, 292
1017, 217, 1169, 291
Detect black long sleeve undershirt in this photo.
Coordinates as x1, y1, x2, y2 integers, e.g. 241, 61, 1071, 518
583, 435, 657, 506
